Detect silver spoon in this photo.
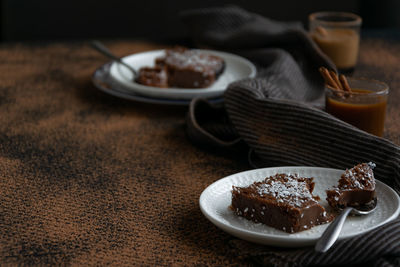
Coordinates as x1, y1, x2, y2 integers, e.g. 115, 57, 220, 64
90, 40, 138, 78
315, 198, 377, 253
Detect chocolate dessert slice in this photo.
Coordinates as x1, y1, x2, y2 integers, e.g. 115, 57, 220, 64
231, 173, 332, 233
162, 47, 225, 88
136, 47, 225, 88
326, 162, 376, 209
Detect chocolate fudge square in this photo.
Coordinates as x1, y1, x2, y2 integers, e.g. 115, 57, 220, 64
163, 47, 225, 88
231, 173, 332, 233
136, 47, 225, 88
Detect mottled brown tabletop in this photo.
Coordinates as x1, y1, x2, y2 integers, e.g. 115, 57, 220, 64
0, 38, 399, 266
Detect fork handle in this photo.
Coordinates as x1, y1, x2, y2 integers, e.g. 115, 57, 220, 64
315, 207, 353, 253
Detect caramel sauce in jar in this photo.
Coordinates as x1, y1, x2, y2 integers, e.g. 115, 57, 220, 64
326, 88, 388, 136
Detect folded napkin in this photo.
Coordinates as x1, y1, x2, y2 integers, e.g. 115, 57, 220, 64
182, 6, 400, 267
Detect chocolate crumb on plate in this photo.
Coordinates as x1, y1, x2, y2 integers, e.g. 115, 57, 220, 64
326, 162, 376, 209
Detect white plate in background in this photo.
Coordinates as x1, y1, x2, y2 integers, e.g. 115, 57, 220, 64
92, 62, 223, 105
108, 49, 256, 100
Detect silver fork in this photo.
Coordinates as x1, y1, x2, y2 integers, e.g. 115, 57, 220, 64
315, 198, 378, 253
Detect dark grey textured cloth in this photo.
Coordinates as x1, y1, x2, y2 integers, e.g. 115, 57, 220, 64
183, 6, 400, 267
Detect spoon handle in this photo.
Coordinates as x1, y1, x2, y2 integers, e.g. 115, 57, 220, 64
90, 40, 137, 77
315, 207, 353, 253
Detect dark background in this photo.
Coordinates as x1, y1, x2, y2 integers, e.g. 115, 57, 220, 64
1, 0, 400, 43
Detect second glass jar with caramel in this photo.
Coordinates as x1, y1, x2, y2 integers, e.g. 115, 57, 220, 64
309, 12, 362, 73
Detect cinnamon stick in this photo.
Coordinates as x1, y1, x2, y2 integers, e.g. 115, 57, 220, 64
319, 67, 337, 88
339, 74, 352, 92
330, 70, 343, 91
319, 67, 352, 98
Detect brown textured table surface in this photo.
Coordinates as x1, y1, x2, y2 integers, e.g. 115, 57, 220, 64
0, 38, 399, 266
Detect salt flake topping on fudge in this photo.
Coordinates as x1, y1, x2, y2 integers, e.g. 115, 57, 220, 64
252, 174, 317, 207
339, 162, 376, 190
165, 49, 223, 73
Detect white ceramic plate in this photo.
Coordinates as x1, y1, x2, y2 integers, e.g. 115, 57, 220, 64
92, 62, 223, 106
108, 49, 256, 100
199, 166, 400, 247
